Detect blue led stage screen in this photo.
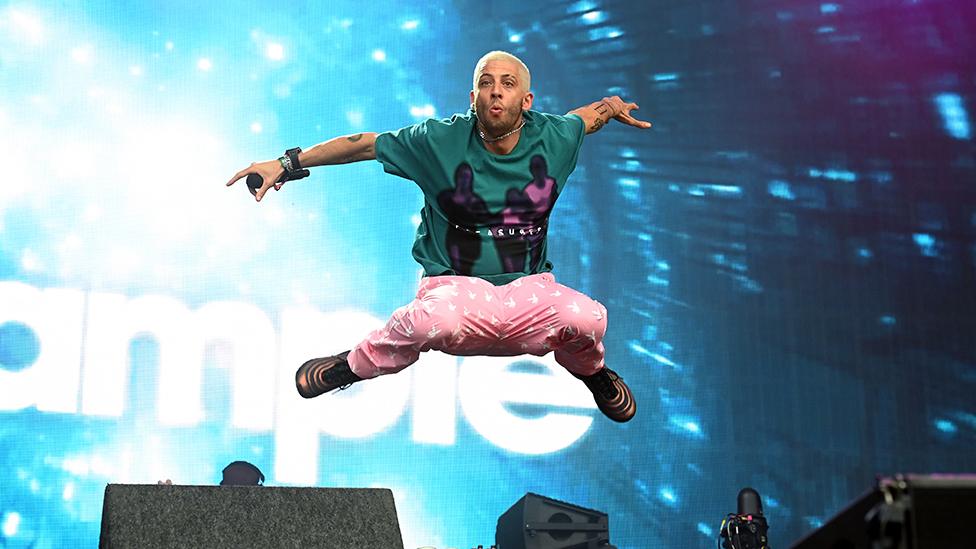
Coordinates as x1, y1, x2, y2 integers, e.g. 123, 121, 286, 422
1, 1, 974, 547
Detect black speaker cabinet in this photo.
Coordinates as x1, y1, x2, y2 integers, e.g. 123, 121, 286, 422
495, 492, 611, 549
790, 474, 976, 549
98, 484, 404, 549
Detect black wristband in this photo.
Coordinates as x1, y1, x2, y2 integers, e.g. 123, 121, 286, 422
286, 147, 302, 171
277, 147, 310, 183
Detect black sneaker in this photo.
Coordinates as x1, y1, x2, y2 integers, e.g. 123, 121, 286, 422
574, 366, 636, 423
295, 351, 363, 399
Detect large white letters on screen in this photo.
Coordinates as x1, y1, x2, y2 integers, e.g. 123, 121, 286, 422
458, 356, 597, 455
81, 295, 277, 428
82, 293, 204, 424
274, 307, 412, 485
191, 301, 277, 431
0, 282, 597, 484
411, 351, 459, 445
0, 282, 85, 413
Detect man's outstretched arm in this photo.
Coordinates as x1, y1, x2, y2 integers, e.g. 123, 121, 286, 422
568, 96, 652, 135
226, 132, 378, 201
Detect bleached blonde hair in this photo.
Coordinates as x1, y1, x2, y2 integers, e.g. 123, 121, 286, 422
472, 51, 531, 92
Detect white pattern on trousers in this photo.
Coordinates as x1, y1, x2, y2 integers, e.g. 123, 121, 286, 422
346, 272, 608, 379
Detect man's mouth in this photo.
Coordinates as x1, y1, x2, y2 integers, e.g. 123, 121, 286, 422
489, 105, 503, 115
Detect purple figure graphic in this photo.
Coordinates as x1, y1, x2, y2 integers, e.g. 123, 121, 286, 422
492, 155, 559, 272
437, 163, 496, 274
436, 156, 559, 274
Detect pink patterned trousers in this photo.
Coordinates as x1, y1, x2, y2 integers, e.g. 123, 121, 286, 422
346, 273, 608, 378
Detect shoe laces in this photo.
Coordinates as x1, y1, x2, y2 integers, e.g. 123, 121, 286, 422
324, 365, 357, 386
589, 368, 619, 399
315, 354, 357, 388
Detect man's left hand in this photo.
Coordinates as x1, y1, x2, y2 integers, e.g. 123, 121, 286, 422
601, 96, 652, 129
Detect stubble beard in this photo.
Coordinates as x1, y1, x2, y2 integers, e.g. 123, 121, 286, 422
476, 100, 523, 138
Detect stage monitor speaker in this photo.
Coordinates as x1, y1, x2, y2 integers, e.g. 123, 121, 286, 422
98, 483, 404, 549
495, 492, 612, 549
789, 474, 976, 549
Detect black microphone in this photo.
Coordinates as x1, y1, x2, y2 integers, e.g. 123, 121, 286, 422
719, 487, 769, 549
738, 487, 764, 517
245, 168, 309, 197
246, 173, 264, 196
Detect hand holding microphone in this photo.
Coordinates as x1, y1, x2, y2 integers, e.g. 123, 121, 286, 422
226, 147, 310, 201
245, 173, 286, 197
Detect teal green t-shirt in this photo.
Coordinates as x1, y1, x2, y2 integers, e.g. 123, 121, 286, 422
374, 110, 585, 286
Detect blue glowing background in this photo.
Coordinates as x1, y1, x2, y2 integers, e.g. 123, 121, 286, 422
1, 1, 975, 547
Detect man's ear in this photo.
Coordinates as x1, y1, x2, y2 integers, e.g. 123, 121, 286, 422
469, 90, 475, 107
522, 92, 534, 110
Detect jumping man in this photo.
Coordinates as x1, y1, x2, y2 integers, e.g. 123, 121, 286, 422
226, 51, 651, 422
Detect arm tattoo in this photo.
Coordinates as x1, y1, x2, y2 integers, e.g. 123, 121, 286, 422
589, 101, 613, 132
346, 133, 364, 142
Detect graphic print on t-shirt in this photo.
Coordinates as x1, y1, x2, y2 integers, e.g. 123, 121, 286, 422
492, 155, 559, 272
437, 155, 559, 275
437, 163, 492, 274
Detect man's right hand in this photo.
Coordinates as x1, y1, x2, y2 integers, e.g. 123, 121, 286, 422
226, 133, 378, 201
226, 160, 287, 202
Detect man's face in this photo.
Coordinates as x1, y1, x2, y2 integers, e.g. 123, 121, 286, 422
470, 60, 533, 136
